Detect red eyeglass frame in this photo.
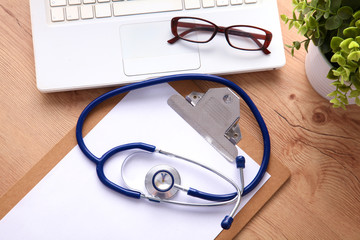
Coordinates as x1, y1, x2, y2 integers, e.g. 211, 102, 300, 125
168, 17, 273, 55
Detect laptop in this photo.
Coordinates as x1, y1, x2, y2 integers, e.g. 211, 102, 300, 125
30, 0, 285, 92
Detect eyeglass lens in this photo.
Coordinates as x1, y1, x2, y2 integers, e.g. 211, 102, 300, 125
176, 18, 267, 50
226, 26, 266, 50
176, 18, 216, 43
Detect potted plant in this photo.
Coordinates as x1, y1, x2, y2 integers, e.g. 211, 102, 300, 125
281, 0, 360, 109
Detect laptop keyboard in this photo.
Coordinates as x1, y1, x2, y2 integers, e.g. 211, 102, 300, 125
49, 0, 258, 22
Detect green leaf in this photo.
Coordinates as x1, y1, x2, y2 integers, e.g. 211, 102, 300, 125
314, 29, 321, 38
333, 67, 350, 83
292, 0, 298, 5
349, 90, 360, 98
294, 41, 301, 50
327, 69, 339, 80
294, 21, 301, 29
343, 68, 351, 80
330, 80, 342, 86
356, 36, 360, 44
301, 1, 307, 10
330, 36, 343, 51
280, 14, 288, 23
343, 27, 360, 38
332, 69, 341, 77
331, 52, 346, 66
330, 0, 341, 12
349, 41, 360, 49
304, 39, 310, 52
289, 20, 294, 29
298, 11, 305, 21
346, 61, 359, 72
340, 38, 354, 53
353, 10, 360, 20
352, 75, 360, 89
293, 9, 297, 19
310, 0, 318, 8
340, 96, 349, 106
356, 20, 360, 28
325, 15, 343, 30
308, 15, 318, 29
300, 25, 308, 35
324, 9, 330, 19
337, 6, 353, 20
347, 60, 359, 69
343, 67, 351, 80
339, 86, 351, 93
348, 51, 360, 62
315, 10, 324, 20
330, 98, 340, 105
327, 91, 338, 97
356, 97, 360, 106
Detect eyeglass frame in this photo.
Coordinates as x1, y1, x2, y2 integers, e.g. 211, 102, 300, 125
168, 16, 273, 55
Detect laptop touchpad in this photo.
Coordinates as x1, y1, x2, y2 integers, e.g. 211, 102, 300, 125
120, 21, 200, 76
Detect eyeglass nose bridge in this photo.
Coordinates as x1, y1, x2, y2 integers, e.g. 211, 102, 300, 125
217, 26, 226, 33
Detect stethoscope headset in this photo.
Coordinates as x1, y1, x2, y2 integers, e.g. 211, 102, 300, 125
76, 73, 270, 230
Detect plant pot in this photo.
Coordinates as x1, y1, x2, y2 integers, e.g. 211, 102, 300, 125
305, 42, 335, 100
305, 42, 355, 104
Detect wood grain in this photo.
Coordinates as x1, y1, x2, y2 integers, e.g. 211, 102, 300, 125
1, 1, 359, 239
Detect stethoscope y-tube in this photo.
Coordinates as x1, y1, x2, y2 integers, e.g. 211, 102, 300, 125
76, 73, 270, 230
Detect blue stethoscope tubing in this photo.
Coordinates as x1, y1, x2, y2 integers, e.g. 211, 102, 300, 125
76, 73, 270, 208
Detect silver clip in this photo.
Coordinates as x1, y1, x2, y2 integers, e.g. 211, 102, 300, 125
167, 88, 241, 162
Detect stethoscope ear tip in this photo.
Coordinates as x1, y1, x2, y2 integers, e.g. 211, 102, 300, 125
221, 215, 234, 230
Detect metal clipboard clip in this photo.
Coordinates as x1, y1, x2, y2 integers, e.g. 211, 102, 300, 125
168, 87, 241, 162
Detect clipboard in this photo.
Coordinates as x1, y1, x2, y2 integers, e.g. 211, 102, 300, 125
0, 81, 290, 239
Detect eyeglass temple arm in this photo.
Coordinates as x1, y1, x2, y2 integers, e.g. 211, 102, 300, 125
168, 22, 271, 54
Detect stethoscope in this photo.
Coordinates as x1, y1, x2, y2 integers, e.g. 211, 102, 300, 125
76, 73, 270, 230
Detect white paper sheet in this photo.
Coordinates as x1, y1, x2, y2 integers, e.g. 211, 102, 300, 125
0, 83, 270, 240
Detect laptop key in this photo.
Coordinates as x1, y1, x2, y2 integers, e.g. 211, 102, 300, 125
184, 0, 201, 9
51, 7, 65, 22
81, 5, 94, 19
95, 4, 112, 18
230, 0, 243, 5
66, 6, 80, 20
49, 0, 66, 7
202, 0, 215, 8
83, 0, 96, 3
217, 0, 229, 6
68, 0, 81, 5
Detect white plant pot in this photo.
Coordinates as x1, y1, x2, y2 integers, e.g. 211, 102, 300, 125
305, 43, 355, 104
305, 42, 335, 101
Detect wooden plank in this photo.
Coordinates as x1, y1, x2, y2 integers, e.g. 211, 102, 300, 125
0, 0, 359, 238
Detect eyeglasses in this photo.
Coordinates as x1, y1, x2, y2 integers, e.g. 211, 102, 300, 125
168, 17, 272, 55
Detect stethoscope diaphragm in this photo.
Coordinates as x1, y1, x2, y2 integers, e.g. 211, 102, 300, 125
145, 165, 181, 199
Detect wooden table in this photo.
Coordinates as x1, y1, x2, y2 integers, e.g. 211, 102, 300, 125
1, 1, 359, 238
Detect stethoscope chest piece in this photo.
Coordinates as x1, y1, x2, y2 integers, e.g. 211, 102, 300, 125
145, 165, 181, 199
